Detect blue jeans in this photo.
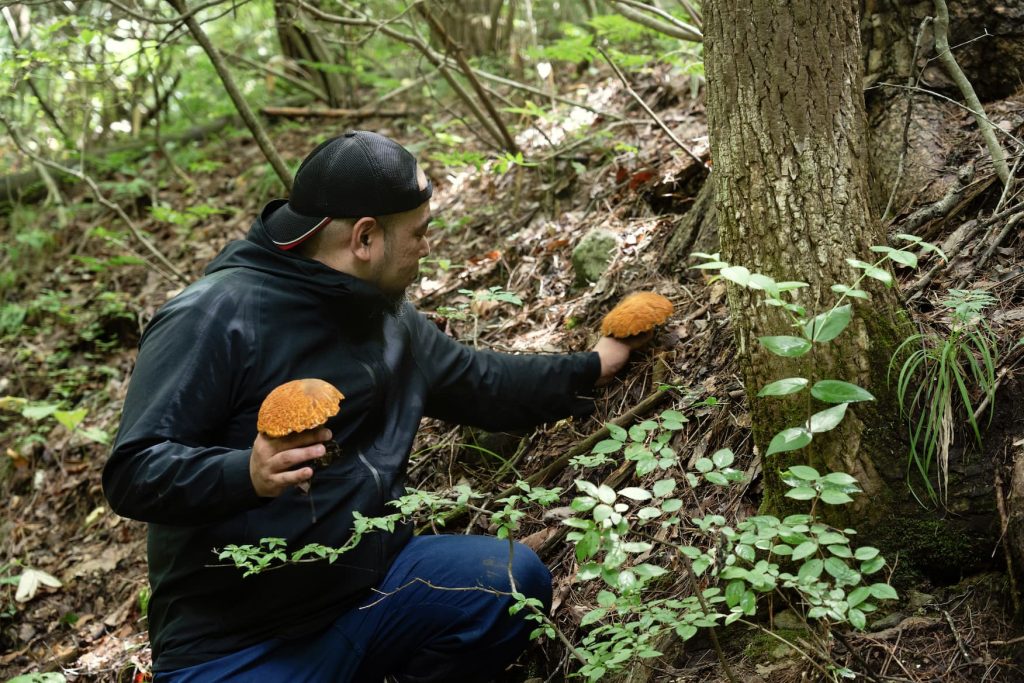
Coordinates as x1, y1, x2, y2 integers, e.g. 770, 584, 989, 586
157, 535, 552, 682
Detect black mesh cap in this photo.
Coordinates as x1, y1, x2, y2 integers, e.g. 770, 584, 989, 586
264, 130, 433, 250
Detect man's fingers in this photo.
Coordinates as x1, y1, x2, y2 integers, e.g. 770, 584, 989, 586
272, 466, 314, 489
274, 443, 326, 471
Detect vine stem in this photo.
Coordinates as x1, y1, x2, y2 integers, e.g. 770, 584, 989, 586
677, 553, 740, 683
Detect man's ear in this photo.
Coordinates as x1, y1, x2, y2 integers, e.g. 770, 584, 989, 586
350, 217, 379, 262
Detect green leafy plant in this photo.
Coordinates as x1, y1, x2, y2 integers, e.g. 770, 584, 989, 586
0, 397, 109, 445
890, 288, 998, 505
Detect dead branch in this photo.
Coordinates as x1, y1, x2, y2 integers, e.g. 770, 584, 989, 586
932, 0, 1010, 185
260, 106, 409, 118
609, 0, 702, 42
0, 113, 189, 287
166, 0, 293, 191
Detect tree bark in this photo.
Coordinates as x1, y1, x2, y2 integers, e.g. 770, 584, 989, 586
703, 0, 995, 575
274, 0, 347, 107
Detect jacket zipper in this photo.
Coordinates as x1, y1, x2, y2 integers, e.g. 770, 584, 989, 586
356, 448, 386, 573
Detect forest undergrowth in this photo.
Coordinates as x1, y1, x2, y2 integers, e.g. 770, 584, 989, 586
1, 68, 1023, 683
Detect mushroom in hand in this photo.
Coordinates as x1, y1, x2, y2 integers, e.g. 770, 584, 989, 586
258, 378, 345, 474
600, 291, 674, 340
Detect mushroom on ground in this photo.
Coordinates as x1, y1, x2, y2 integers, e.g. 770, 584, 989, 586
600, 291, 674, 338
257, 378, 344, 470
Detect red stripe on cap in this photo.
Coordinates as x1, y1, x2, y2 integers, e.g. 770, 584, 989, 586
274, 217, 333, 250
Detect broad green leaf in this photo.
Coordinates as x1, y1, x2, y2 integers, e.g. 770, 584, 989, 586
6, 674, 67, 683
695, 458, 714, 473
757, 377, 808, 397
792, 541, 818, 560
895, 233, 921, 244
596, 485, 616, 505
662, 498, 683, 512
818, 532, 848, 545
831, 284, 869, 300
848, 586, 871, 607
581, 607, 607, 626
887, 249, 918, 268
54, 408, 87, 432
759, 336, 812, 357
720, 265, 751, 286
725, 579, 745, 607
747, 274, 778, 292
606, 423, 628, 441
23, 403, 59, 420
828, 544, 853, 558
592, 439, 623, 454
811, 380, 875, 403
861, 556, 886, 574
740, 589, 757, 615
788, 465, 820, 480
766, 427, 812, 456
692, 260, 728, 269
711, 448, 735, 468
785, 486, 817, 500
78, 427, 110, 444
653, 479, 676, 497
798, 558, 824, 581
807, 403, 848, 433
868, 583, 898, 601
822, 472, 859, 487
637, 506, 661, 520
803, 304, 852, 343
777, 281, 809, 292
820, 489, 854, 505
621, 541, 653, 553
854, 546, 880, 561
618, 487, 652, 501
824, 557, 859, 583
849, 607, 867, 630
677, 624, 698, 640
705, 472, 729, 486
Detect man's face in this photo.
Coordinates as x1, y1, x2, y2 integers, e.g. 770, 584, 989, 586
370, 200, 432, 306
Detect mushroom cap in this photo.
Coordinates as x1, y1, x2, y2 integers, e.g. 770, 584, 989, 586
257, 378, 345, 438
600, 292, 674, 338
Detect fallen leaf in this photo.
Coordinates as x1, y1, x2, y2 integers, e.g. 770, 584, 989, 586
15, 568, 62, 603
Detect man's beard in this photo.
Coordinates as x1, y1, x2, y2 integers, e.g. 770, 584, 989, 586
382, 289, 408, 317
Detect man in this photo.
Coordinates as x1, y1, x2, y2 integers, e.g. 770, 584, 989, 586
104, 131, 635, 682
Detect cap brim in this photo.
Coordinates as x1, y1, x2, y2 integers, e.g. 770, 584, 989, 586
263, 202, 331, 251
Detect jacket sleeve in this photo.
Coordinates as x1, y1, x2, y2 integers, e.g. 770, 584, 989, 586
102, 284, 264, 526
406, 311, 602, 431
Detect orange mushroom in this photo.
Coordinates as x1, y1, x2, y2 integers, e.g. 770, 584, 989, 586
258, 378, 344, 470
600, 291, 674, 338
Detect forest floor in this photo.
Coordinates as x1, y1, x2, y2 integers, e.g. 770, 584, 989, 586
2, 71, 1024, 682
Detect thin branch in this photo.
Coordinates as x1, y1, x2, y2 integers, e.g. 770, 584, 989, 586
870, 83, 1024, 150
298, 0, 506, 149
596, 45, 703, 164
105, 0, 250, 26
0, 113, 188, 286
612, 0, 702, 41
223, 51, 328, 102
609, 0, 702, 42
166, 0, 292, 191
932, 0, 1009, 184
417, 4, 518, 152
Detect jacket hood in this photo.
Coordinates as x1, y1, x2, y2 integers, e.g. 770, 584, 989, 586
206, 199, 391, 310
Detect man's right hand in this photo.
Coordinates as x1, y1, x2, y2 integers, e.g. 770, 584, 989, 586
250, 428, 332, 497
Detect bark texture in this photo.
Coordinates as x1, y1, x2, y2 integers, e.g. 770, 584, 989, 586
702, 0, 998, 577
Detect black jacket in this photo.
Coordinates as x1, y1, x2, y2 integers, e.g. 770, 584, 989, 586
102, 204, 601, 672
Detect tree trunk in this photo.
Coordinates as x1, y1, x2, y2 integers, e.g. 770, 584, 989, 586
429, 0, 508, 56
274, 0, 347, 107
703, 0, 995, 576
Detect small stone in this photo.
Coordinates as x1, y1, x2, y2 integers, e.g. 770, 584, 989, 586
571, 229, 618, 285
